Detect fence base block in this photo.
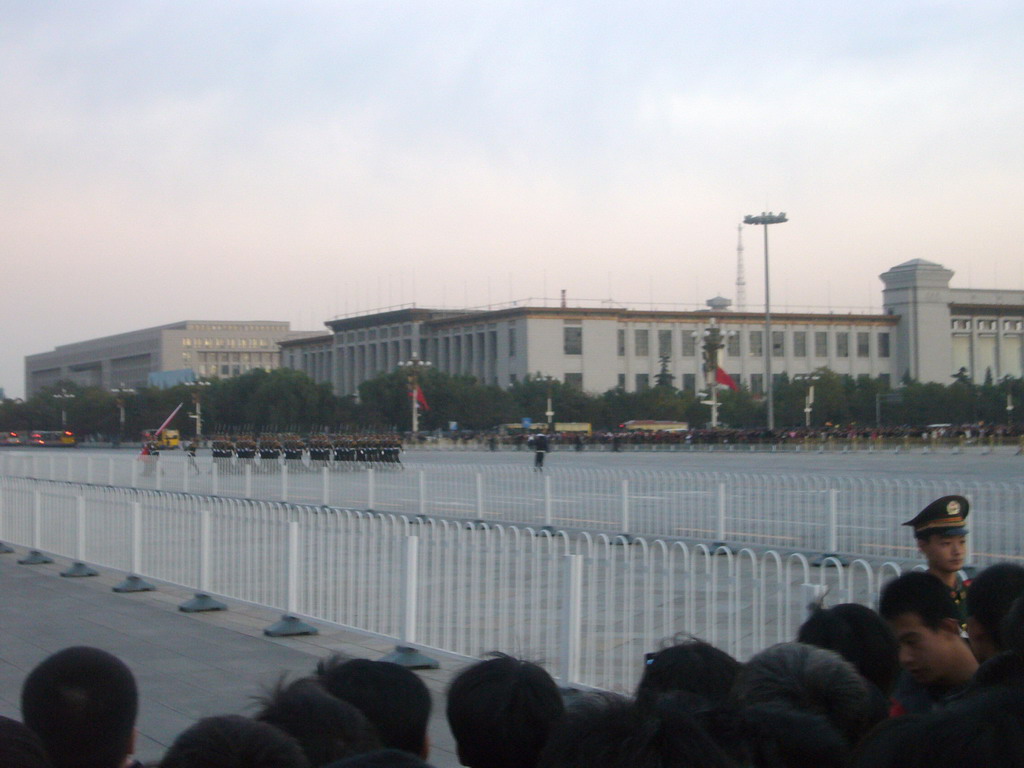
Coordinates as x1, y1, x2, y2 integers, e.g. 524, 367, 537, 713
378, 645, 439, 670
179, 592, 227, 613
113, 574, 156, 593
18, 550, 53, 565
61, 561, 99, 578
811, 553, 849, 568
0, 541, 14, 554
264, 615, 319, 637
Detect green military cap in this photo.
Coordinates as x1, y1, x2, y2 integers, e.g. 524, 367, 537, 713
902, 495, 970, 538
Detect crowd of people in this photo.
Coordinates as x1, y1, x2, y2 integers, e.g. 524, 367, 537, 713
5, 495, 1024, 767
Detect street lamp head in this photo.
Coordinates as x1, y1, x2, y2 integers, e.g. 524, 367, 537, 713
743, 212, 788, 226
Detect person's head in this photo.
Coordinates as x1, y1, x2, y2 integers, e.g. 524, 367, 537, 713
316, 657, 431, 757
879, 571, 977, 687
159, 715, 310, 768
20, 646, 138, 768
965, 563, 1024, 662
903, 495, 969, 576
446, 653, 564, 768
537, 692, 731, 768
323, 749, 434, 768
255, 676, 380, 766
730, 642, 872, 744
0, 716, 54, 768
797, 603, 900, 695
635, 636, 741, 710
736, 705, 850, 768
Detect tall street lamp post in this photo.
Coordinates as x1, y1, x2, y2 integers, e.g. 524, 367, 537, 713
53, 388, 76, 429
544, 375, 555, 431
112, 383, 135, 445
743, 212, 788, 431
693, 323, 735, 428
186, 380, 211, 443
399, 354, 432, 434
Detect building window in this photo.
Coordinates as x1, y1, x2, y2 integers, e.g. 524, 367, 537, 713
749, 331, 763, 357
563, 326, 583, 355
879, 373, 891, 388
750, 373, 764, 394
508, 327, 516, 357
617, 329, 626, 356
682, 332, 696, 357
857, 332, 870, 358
727, 333, 740, 357
682, 373, 696, 392
635, 373, 650, 391
878, 333, 891, 358
635, 329, 649, 356
658, 330, 672, 358
564, 372, 583, 389
815, 331, 828, 357
617, 373, 626, 389
837, 332, 849, 358
793, 331, 807, 357
772, 331, 785, 357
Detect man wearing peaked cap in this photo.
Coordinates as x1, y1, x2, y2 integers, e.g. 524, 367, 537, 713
903, 495, 971, 623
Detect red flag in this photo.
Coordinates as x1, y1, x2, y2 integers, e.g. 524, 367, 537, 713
715, 367, 739, 391
414, 385, 430, 411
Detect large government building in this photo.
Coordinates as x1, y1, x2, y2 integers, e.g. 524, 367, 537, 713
280, 259, 1024, 397
25, 321, 320, 396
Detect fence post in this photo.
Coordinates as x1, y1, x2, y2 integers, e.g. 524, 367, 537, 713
474, 473, 484, 523
322, 467, 330, 506
18, 490, 53, 564
245, 464, 253, 498
87, 456, 94, 484
155, 458, 162, 491
179, 510, 227, 612
380, 535, 439, 668
418, 471, 427, 520
212, 461, 219, 495
61, 494, 98, 577
130, 457, 138, 488
108, 457, 115, 486
558, 553, 583, 687
812, 488, 847, 566
114, 500, 155, 592
281, 464, 289, 503
0, 478, 12, 553
367, 468, 376, 512
711, 483, 732, 551
540, 475, 554, 533
265, 520, 318, 636
618, 479, 633, 541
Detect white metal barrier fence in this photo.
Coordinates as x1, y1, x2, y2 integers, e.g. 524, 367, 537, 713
1, 476, 905, 693
2, 452, 1021, 565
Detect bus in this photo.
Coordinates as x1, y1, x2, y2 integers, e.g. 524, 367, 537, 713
27, 430, 77, 447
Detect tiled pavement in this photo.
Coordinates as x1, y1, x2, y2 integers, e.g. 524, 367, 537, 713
0, 546, 462, 767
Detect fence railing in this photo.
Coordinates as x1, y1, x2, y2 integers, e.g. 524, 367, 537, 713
2, 453, 1021, 566
0, 476, 905, 693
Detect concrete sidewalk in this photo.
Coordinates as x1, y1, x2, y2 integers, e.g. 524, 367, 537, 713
0, 546, 462, 767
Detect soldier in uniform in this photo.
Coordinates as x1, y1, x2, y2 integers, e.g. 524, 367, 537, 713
902, 495, 972, 626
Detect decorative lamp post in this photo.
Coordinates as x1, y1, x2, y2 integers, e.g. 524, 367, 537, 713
186, 380, 212, 442
399, 354, 432, 434
793, 373, 821, 427
53, 388, 76, 429
694, 324, 736, 428
544, 375, 555, 431
112, 383, 135, 445
742, 211, 788, 431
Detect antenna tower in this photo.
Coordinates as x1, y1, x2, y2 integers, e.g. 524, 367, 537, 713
735, 223, 746, 310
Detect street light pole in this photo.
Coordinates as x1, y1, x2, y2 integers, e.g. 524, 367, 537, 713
112, 383, 135, 445
544, 375, 555, 431
53, 388, 76, 429
743, 212, 788, 431
186, 380, 211, 442
399, 354, 432, 435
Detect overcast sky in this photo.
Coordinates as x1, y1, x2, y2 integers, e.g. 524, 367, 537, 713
3, 1, 1022, 398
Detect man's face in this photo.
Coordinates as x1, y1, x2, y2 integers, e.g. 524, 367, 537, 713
889, 612, 959, 685
917, 534, 966, 574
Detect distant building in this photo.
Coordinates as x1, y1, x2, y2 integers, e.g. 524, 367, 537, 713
25, 321, 320, 396
282, 259, 1024, 398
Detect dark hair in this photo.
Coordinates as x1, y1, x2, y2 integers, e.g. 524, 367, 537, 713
255, 677, 380, 765
323, 749, 435, 768
537, 692, 731, 768
878, 571, 958, 629
446, 653, 564, 768
1003, 595, 1024, 655
966, 563, 1024, 649
636, 636, 741, 710
20, 646, 138, 768
0, 715, 54, 768
738, 704, 850, 768
731, 642, 872, 745
797, 603, 900, 695
316, 657, 431, 756
159, 715, 310, 768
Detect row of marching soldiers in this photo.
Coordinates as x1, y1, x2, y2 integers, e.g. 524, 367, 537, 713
208, 433, 403, 470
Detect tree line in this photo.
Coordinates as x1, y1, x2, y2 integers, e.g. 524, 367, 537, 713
3, 366, 1021, 439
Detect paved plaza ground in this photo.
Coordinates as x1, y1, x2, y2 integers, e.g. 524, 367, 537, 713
0, 549, 463, 768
